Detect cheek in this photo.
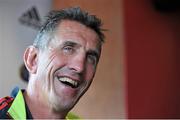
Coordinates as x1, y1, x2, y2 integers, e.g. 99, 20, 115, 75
52, 54, 67, 67
85, 64, 96, 81
46, 50, 67, 69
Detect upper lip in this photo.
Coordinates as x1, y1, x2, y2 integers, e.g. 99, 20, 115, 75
62, 75, 79, 81
54, 69, 82, 84
56, 75, 81, 84
56, 76, 82, 89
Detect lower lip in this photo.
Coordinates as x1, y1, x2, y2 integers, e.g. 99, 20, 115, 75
56, 79, 78, 96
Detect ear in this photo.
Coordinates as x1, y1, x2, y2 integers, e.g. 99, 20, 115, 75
24, 46, 38, 74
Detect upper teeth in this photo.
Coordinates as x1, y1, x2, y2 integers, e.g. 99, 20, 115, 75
58, 77, 78, 87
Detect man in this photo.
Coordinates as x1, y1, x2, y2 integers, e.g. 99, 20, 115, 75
0, 7, 105, 119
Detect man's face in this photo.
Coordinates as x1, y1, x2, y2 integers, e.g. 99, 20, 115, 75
36, 20, 101, 111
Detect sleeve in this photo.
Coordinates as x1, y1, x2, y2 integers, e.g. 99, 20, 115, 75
0, 96, 14, 119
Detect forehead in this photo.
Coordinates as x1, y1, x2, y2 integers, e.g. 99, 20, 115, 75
52, 20, 101, 49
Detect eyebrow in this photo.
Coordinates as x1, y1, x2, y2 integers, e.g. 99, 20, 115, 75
63, 41, 79, 47
62, 40, 100, 58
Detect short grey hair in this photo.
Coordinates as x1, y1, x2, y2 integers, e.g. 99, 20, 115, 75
33, 7, 105, 50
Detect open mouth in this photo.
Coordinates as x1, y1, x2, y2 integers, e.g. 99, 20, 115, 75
58, 77, 79, 88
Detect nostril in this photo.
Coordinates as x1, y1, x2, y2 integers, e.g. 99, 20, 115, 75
69, 60, 85, 73
69, 63, 85, 73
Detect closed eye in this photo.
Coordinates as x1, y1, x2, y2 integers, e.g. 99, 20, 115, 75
62, 41, 78, 54
87, 54, 97, 65
63, 45, 74, 53
87, 51, 99, 65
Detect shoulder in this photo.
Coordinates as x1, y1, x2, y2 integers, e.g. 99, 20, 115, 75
0, 96, 14, 118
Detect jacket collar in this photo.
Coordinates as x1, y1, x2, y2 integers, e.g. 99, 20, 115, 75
8, 89, 26, 119
7, 87, 80, 119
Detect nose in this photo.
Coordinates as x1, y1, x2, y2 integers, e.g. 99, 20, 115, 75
69, 54, 86, 73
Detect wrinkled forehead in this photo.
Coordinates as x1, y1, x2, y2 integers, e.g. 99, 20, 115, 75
53, 20, 102, 50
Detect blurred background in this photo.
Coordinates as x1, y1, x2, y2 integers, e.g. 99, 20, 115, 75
0, 0, 180, 119
0, 0, 124, 119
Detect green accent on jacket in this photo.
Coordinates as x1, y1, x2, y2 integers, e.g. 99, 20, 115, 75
7, 90, 80, 119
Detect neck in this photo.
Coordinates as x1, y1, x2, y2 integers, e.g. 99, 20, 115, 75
23, 87, 67, 119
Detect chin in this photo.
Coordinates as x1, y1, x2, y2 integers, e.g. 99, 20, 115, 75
49, 92, 78, 112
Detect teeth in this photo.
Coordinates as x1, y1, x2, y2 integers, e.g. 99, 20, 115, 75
58, 77, 78, 88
